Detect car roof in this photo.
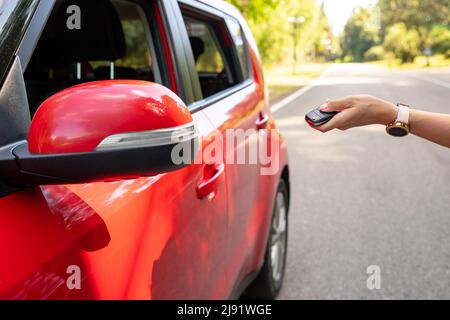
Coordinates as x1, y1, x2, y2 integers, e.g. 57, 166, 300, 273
196, 0, 242, 18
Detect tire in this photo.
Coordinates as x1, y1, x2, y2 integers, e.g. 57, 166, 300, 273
242, 179, 289, 300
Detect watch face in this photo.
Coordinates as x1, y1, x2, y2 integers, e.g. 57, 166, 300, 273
387, 126, 408, 137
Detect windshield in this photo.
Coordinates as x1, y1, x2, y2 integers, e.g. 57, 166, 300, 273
0, 0, 38, 85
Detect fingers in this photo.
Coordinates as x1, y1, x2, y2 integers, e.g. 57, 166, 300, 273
314, 108, 358, 133
308, 95, 371, 133
313, 114, 342, 132
320, 96, 354, 112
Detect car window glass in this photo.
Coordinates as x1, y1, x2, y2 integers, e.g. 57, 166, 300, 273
185, 17, 225, 74
182, 11, 240, 101
24, 0, 159, 116
89, 0, 155, 78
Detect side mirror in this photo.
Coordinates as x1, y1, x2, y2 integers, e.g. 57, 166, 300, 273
0, 80, 197, 186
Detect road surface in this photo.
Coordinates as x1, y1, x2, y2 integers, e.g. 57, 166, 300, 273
274, 64, 450, 299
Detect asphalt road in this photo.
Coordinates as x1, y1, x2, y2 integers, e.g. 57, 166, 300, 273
274, 63, 450, 299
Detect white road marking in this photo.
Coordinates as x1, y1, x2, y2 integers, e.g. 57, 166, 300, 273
270, 65, 335, 113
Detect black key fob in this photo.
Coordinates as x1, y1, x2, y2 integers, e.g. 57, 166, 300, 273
305, 107, 338, 127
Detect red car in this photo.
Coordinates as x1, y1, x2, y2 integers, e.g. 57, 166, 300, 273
0, 0, 289, 299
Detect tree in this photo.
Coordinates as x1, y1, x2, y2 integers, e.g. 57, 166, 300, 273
429, 25, 450, 57
383, 23, 420, 62
225, 0, 334, 66
378, 0, 449, 51
227, 0, 288, 65
340, 7, 379, 62
364, 45, 385, 61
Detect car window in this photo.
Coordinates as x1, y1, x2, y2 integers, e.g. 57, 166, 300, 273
89, 0, 157, 79
226, 18, 250, 80
185, 17, 225, 74
24, 0, 159, 116
182, 10, 244, 101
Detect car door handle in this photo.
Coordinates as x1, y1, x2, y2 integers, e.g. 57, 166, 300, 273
196, 163, 225, 200
256, 112, 269, 130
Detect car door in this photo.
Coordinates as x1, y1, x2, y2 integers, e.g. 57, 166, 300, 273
172, 0, 270, 292
0, 0, 230, 299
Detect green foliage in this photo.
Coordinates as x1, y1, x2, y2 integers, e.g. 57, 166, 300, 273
225, 0, 334, 66
383, 23, 420, 63
340, 7, 379, 62
430, 25, 450, 56
340, 0, 449, 64
378, 0, 449, 37
364, 45, 385, 61
227, 0, 279, 23
227, 0, 288, 65
226, 0, 449, 66
117, 20, 150, 68
378, 0, 450, 61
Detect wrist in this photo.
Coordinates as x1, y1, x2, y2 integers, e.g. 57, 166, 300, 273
376, 102, 398, 125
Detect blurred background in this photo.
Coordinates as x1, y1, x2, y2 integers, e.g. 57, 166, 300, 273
225, 0, 450, 299
226, 0, 449, 103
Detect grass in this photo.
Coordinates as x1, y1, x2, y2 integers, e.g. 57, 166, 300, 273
265, 63, 330, 104
369, 54, 450, 70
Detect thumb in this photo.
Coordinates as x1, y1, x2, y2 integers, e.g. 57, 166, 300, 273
320, 97, 353, 112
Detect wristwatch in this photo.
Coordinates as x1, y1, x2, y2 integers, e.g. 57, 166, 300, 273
386, 103, 410, 137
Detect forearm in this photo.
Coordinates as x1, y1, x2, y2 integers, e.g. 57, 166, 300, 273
409, 110, 450, 148
375, 101, 450, 148
318, 96, 450, 149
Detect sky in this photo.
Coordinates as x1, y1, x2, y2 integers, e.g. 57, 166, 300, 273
323, 0, 377, 35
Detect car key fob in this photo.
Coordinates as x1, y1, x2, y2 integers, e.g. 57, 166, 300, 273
305, 107, 338, 127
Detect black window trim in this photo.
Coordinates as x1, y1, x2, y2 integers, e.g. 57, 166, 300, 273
161, 0, 196, 103
225, 16, 253, 84
188, 78, 253, 112
176, 0, 255, 113
141, 1, 170, 88
0, 0, 43, 88
16, 0, 55, 74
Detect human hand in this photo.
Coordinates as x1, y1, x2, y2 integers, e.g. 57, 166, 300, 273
311, 95, 398, 133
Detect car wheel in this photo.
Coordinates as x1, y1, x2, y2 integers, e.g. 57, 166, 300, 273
242, 179, 289, 300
